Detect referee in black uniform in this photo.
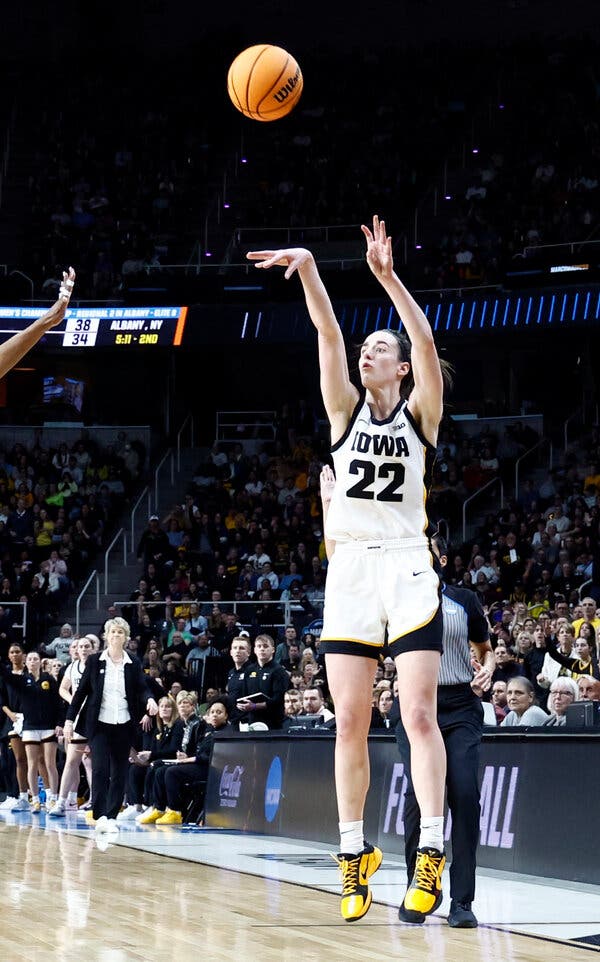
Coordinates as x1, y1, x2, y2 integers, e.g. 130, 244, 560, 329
393, 532, 494, 928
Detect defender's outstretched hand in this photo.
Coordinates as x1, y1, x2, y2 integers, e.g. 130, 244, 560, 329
361, 215, 393, 281
246, 248, 314, 280
0, 266, 77, 381
319, 464, 336, 506
43, 267, 77, 328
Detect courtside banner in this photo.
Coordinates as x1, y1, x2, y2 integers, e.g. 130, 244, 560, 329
205, 731, 599, 884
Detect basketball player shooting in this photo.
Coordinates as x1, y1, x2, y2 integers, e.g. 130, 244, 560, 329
247, 217, 451, 923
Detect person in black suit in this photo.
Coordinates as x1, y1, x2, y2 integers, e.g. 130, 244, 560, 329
64, 616, 158, 834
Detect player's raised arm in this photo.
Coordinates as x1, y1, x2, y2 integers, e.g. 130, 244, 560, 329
361, 217, 443, 443
0, 267, 75, 381
247, 248, 357, 439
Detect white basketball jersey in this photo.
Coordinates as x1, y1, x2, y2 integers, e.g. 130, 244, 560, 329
325, 398, 437, 542
64, 660, 86, 730
64, 660, 84, 694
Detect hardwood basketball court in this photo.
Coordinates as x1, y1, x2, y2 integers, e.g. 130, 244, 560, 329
1, 812, 598, 961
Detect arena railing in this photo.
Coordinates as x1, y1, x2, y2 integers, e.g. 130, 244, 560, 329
176, 414, 195, 471
562, 403, 599, 455
130, 486, 152, 558
514, 438, 553, 501
522, 238, 600, 260
154, 449, 175, 515
462, 477, 504, 546
215, 410, 276, 446
105, 597, 325, 633
104, 528, 127, 596
0, 601, 27, 645
75, 571, 100, 636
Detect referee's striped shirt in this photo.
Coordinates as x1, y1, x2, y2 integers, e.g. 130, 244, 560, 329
438, 584, 490, 686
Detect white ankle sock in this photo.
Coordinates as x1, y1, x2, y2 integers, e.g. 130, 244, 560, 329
67, 792, 77, 803
418, 817, 444, 852
339, 820, 364, 855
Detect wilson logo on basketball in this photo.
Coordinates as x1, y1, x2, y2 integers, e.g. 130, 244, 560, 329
273, 69, 301, 103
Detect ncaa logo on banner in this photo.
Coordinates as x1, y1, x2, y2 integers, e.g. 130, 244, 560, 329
264, 756, 282, 822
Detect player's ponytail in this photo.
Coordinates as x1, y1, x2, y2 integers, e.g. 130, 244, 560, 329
390, 331, 454, 400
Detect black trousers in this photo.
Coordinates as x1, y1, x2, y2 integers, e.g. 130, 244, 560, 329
128, 762, 159, 805
0, 738, 17, 796
90, 722, 132, 820
151, 763, 169, 810
151, 761, 206, 813
395, 683, 483, 905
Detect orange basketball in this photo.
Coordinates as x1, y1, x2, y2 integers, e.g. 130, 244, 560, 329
227, 44, 303, 122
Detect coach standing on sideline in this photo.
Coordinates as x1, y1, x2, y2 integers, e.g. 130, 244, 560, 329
64, 616, 158, 833
392, 531, 494, 928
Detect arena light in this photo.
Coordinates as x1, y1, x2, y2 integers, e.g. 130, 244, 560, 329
549, 264, 589, 273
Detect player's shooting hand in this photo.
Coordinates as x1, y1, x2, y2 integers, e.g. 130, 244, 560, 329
246, 247, 314, 279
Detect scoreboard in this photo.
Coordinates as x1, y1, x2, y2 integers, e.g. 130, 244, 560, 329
0, 306, 188, 348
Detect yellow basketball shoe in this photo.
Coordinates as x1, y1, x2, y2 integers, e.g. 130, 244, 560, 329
333, 842, 383, 922
402, 847, 445, 916
156, 809, 183, 825
137, 807, 165, 825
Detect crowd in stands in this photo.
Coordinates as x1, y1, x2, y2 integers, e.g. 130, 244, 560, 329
406, 35, 600, 289
428, 415, 542, 532
16, 36, 474, 299
10, 31, 597, 300
0, 433, 140, 654
115, 398, 600, 747
2, 585, 599, 820
1, 10, 600, 836
1, 394, 600, 818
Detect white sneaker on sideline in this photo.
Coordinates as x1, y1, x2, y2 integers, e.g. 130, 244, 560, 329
11, 797, 30, 813
106, 818, 119, 833
47, 799, 66, 817
64, 799, 79, 812
0, 796, 18, 810
116, 804, 140, 822
94, 815, 109, 833
135, 806, 151, 824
